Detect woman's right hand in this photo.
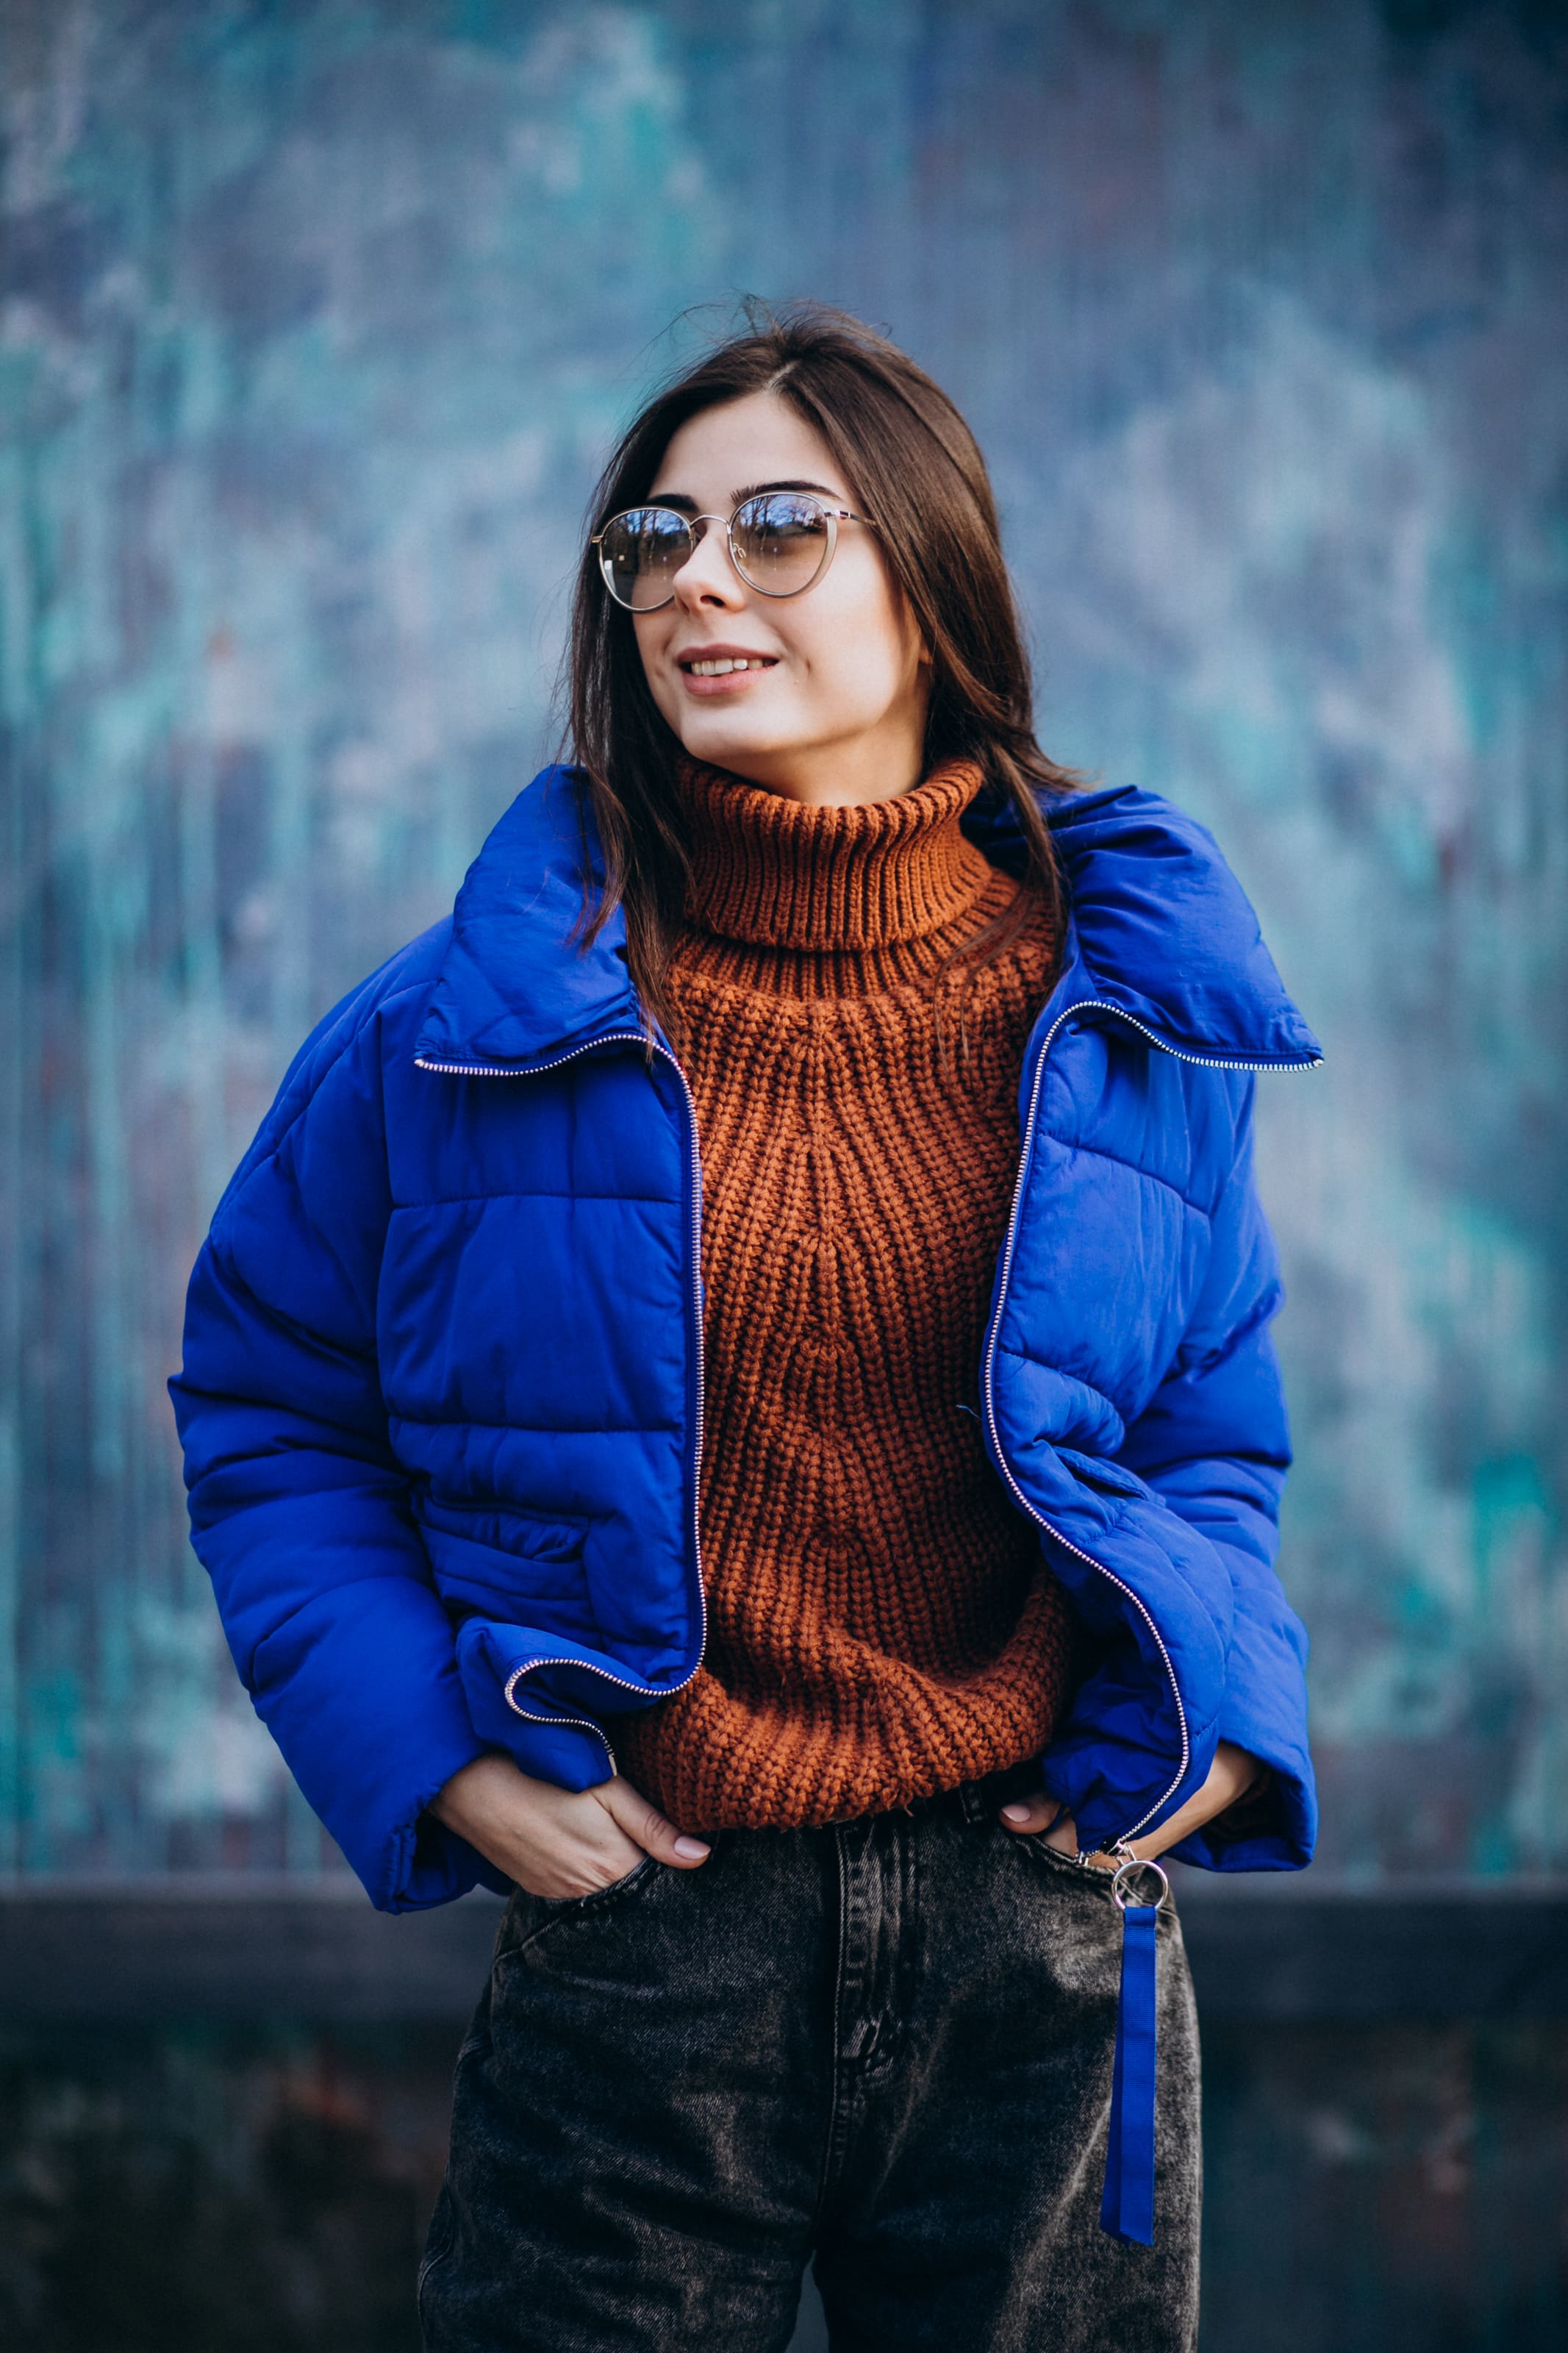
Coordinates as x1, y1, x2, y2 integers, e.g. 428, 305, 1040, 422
427, 1753, 712, 1900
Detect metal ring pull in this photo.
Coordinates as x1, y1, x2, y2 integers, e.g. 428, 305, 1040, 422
1109, 1852, 1171, 1913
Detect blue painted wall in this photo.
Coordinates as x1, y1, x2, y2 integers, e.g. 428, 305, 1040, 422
2, 0, 1564, 1878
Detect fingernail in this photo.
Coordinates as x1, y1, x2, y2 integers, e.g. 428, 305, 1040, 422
1000, 1803, 1031, 1824
673, 1835, 710, 1860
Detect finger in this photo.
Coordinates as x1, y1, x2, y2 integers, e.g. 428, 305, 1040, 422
529, 1831, 647, 1902
998, 1790, 1063, 1835
592, 1775, 712, 1868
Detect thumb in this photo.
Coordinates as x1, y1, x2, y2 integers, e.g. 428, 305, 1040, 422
592, 1775, 712, 1868
999, 1790, 1069, 1837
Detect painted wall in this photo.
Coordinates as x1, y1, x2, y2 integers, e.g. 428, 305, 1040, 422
2, 0, 1564, 1878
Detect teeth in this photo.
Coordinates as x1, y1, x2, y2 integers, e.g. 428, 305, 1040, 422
687, 657, 771, 676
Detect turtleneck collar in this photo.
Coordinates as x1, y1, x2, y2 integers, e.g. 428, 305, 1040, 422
678, 757, 998, 954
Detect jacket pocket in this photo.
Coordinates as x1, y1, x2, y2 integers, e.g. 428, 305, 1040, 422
421, 1512, 607, 1655
418, 1493, 588, 1563
1054, 1446, 1153, 1505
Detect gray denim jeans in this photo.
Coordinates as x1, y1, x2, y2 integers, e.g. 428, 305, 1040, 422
418, 1769, 1200, 2353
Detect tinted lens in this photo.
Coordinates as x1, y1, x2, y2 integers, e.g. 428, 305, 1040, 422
731, 494, 831, 594
598, 507, 693, 610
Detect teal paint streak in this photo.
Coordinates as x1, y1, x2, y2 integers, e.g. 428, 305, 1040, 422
1, 0, 1563, 1877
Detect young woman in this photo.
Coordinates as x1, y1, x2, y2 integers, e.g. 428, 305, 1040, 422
172, 305, 1320, 2353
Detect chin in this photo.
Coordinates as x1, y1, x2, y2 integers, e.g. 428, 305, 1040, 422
674, 716, 788, 771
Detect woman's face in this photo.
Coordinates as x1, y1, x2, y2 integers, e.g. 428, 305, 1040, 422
631, 390, 930, 806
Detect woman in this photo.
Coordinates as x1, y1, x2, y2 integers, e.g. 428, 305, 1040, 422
172, 304, 1320, 2353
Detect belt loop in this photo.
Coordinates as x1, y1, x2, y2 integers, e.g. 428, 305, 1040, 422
958, 1779, 988, 1828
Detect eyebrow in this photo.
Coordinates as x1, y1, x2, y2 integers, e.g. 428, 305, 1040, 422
646, 477, 844, 513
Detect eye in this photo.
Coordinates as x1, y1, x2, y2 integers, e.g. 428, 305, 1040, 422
730, 495, 834, 595
596, 507, 693, 611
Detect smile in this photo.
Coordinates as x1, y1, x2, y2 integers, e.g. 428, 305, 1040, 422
680, 656, 777, 676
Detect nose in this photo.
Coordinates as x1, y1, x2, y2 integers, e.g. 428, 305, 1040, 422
671, 515, 745, 613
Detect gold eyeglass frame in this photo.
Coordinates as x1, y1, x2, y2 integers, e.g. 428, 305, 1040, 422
591, 492, 878, 611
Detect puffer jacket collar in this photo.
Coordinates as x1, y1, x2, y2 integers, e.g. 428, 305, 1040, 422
967, 781, 1323, 1065
414, 767, 639, 1071
414, 766, 1324, 1071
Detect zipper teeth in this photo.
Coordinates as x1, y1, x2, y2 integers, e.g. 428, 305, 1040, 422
502, 1671, 618, 1774
501, 1656, 665, 1706
418, 1031, 709, 1747
1089, 1009, 1322, 1076
415, 1038, 642, 1077
651, 1043, 709, 1683
981, 999, 1317, 1846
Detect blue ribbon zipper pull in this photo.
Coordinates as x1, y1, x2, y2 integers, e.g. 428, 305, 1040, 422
1098, 1847, 1170, 2246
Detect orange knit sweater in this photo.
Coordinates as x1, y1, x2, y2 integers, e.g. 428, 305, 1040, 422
616, 758, 1074, 1830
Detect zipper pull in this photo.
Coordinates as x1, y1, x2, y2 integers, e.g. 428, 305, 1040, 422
1098, 1844, 1170, 2246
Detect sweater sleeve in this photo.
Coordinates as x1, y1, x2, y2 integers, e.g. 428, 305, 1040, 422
168, 985, 500, 1911
1114, 1078, 1317, 1871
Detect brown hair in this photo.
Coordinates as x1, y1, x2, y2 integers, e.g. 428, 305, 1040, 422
563, 300, 1081, 1047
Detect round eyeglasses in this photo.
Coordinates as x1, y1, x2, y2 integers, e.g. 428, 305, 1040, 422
591, 491, 878, 613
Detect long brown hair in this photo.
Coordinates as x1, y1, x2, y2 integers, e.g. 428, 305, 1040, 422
564, 301, 1081, 1045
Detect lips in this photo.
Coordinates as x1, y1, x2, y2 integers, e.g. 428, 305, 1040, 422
674, 643, 780, 677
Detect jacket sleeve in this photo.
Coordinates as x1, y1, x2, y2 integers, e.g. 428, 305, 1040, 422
1115, 1076, 1316, 1871
168, 979, 499, 1912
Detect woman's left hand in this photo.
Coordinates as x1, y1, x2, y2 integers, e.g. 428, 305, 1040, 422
998, 1740, 1265, 1869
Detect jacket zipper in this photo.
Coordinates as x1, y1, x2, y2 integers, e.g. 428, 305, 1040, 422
415, 1032, 709, 1774
980, 999, 1320, 1852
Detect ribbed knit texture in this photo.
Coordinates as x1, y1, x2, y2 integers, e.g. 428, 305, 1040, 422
617, 757, 1074, 1830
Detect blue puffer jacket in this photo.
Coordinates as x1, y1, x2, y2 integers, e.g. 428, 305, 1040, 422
171, 768, 1322, 1913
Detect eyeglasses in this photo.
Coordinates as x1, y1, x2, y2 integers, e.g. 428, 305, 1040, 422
591, 491, 877, 612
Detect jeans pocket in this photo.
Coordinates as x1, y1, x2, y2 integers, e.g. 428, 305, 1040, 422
1013, 1829, 1119, 1899
507, 1852, 661, 1958
539, 1850, 659, 1909
1014, 1835, 1184, 1956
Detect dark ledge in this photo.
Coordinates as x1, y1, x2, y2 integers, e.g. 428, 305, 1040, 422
1, 1875, 1564, 2024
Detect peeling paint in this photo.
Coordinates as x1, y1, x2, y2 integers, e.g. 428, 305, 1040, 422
1, 0, 1563, 1877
